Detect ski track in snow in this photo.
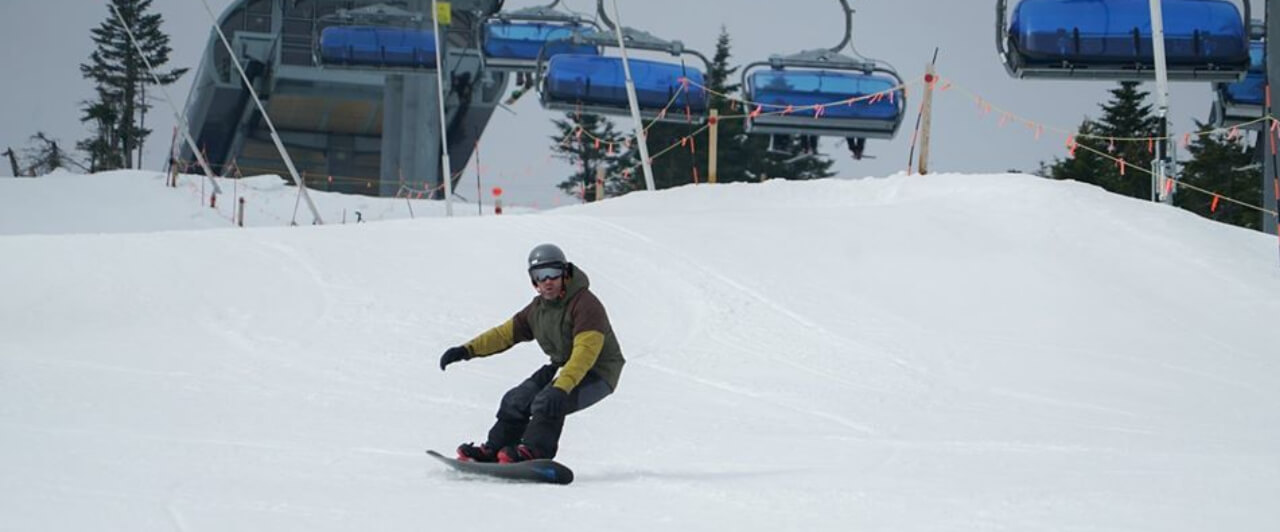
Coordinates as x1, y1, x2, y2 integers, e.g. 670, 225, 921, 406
575, 214, 932, 438
584, 214, 925, 373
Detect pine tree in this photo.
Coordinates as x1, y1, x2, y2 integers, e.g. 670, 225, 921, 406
635, 56, 713, 190
720, 27, 835, 182
79, 0, 186, 170
1037, 119, 1112, 182
639, 120, 706, 189
77, 99, 120, 173
1094, 82, 1162, 199
702, 26, 757, 184
1042, 82, 1160, 200
1174, 123, 1262, 230
550, 113, 632, 201
609, 28, 738, 191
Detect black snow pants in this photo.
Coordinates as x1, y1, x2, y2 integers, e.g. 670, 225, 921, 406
485, 364, 613, 458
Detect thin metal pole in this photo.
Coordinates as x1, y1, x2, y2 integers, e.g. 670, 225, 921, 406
609, 0, 656, 191
432, 0, 454, 216
108, 2, 221, 196
197, 0, 322, 224
1149, 0, 1173, 204
1266, 0, 1280, 237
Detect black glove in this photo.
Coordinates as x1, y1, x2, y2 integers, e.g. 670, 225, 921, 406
534, 386, 570, 418
439, 346, 471, 371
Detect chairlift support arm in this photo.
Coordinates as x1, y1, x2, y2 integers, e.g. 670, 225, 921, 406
830, 0, 854, 53
493, 0, 590, 24
588, 0, 711, 69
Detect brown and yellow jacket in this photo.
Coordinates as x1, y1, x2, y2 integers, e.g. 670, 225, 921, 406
463, 266, 624, 392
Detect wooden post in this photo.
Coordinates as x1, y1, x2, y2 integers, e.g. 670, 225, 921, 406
595, 164, 606, 201
5, 148, 21, 177
917, 62, 937, 175
708, 109, 720, 184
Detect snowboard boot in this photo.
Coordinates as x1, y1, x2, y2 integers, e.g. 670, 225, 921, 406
456, 442, 499, 463
497, 444, 545, 464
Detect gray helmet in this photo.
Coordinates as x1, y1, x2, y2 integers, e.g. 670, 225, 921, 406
527, 243, 567, 271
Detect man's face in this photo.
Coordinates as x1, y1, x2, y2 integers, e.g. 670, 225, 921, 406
534, 275, 564, 300
530, 266, 565, 300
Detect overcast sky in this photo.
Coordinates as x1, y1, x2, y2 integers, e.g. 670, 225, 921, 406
1, 0, 1254, 207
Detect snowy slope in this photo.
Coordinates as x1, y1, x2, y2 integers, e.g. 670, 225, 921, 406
1, 171, 1278, 531
0, 170, 511, 235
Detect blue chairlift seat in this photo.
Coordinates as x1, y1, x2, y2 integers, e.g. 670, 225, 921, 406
1212, 39, 1264, 127
1004, 0, 1248, 80
1222, 40, 1265, 106
483, 22, 599, 68
746, 69, 903, 139
542, 54, 708, 118
320, 26, 437, 68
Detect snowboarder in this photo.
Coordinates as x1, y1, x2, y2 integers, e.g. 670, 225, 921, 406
438, 243, 625, 463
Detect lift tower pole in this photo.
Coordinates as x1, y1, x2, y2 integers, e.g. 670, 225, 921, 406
609, 0, 657, 192
1266, 0, 1280, 235
432, 0, 454, 216
1150, 0, 1174, 204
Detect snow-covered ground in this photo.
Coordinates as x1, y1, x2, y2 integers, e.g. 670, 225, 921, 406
0, 170, 515, 235
1, 170, 1277, 531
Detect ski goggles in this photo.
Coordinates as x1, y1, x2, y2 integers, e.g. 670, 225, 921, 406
530, 266, 565, 283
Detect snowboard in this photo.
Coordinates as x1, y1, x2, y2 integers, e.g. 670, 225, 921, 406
426, 449, 575, 485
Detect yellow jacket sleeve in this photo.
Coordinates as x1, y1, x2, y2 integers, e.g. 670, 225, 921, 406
552, 330, 605, 392
464, 319, 519, 357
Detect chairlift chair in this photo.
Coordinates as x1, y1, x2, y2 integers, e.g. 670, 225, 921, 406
536, 0, 711, 122
741, 0, 906, 160
482, 0, 601, 71
997, 0, 1251, 81
1211, 22, 1265, 129
320, 26, 438, 68
317, 5, 438, 69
